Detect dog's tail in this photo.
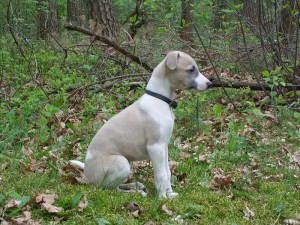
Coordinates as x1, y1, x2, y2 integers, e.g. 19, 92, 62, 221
69, 160, 85, 170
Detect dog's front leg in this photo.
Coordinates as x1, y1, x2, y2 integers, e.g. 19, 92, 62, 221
165, 146, 178, 198
147, 143, 178, 198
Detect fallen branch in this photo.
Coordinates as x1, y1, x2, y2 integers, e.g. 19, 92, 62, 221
49, 71, 299, 96
64, 24, 153, 72
209, 78, 300, 91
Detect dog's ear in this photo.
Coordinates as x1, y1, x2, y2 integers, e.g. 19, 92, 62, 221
166, 52, 180, 70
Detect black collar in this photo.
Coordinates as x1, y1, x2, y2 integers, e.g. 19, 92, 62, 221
145, 89, 178, 109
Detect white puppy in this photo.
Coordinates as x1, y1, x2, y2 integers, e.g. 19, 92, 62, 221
70, 51, 212, 198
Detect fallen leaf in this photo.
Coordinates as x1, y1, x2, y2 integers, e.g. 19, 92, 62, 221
25, 157, 48, 173
124, 202, 142, 217
292, 154, 300, 167
41, 203, 64, 213
197, 154, 207, 162
53, 216, 69, 224
243, 204, 254, 220
35, 193, 64, 214
131, 210, 140, 218
11, 210, 41, 225
207, 168, 233, 190
0, 219, 9, 225
172, 215, 184, 224
161, 204, 173, 216
284, 219, 300, 225
264, 110, 277, 119
96, 217, 112, 225
179, 152, 191, 159
61, 164, 87, 184
5, 198, 21, 210
35, 193, 58, 205
144, 220, 156, 225
263, 174, 284, 181
227, 193, 235, 200
77, 196, 88, 211
124, 202, 140, 212
12, 211, 30, 224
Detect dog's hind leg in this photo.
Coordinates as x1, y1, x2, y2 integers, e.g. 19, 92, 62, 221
84, 155, 147, 196
84, 155, 130, 190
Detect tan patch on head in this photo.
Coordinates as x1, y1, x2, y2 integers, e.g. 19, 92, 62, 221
165, 51, 198, 89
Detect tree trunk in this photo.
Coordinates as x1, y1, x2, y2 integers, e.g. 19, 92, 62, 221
87, 0, 116, 40
279, 0, 297, 46
67, 0, 87, 27
179, 0, 194, 44
36, 0, 58, 40
123, 0, 146, 40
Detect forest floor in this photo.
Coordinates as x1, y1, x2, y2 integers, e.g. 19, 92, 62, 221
1, 84, 300, 224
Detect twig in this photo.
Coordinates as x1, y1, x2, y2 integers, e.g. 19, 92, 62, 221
190, 15, 240, 112
31, 13, 77, 60
238, 19, 269, 95
64, 24, 153, 72
7, 0, 25, 58
292, 1, 300, 97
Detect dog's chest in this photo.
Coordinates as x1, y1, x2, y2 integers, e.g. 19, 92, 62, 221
139, 95, 174, 141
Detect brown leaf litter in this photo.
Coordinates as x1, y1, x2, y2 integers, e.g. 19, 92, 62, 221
207, 168, 234, 190
35, 193, 64, 213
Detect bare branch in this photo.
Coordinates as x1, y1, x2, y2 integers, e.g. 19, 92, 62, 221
64, 24, 153, 72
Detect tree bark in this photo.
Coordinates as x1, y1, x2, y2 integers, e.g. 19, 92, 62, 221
179, 0, 194, 44
36, 0, 59, 40
67, 0, 87, 27
86, 0, 116, 40
279, 0, 297, 47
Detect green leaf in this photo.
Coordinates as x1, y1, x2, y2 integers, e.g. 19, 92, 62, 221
280, 81, 286, 86
6, 191, 22, 200
221, 9, 235, 13
129, 15, 137, 23
213, 104, 222, 117
164, 12, 173, 19
252, 108, 264, 117
273, 66, 282, 75
4, 192, 30, 208
294, 112, 300, 120
20, 196, 30, 208
233, 3, 244, 10
189, 204, 205, 213
262, 70, 270, 77
274, 203, 284, 213
66, 122, 77, 133
0, 194, 6, 202
96, 218, 111, 225
71, 191, 83, 209
245, 101, 255, 107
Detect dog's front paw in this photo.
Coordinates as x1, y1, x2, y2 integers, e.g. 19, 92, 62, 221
158, 191, 178, 199
166, 191, 178, 199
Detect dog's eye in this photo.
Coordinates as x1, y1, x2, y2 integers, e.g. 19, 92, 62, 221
188, 66, 196, 73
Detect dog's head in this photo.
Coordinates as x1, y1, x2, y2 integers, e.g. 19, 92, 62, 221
165, 51, 212, 91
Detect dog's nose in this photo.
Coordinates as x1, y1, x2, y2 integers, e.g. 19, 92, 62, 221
207, 81, 212, 88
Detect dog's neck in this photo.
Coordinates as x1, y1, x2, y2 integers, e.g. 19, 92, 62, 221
146, 62, 175, 99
